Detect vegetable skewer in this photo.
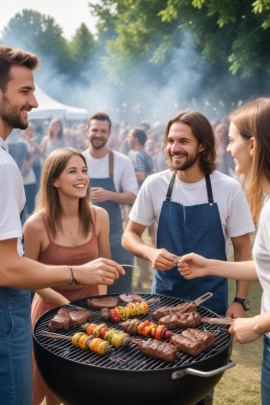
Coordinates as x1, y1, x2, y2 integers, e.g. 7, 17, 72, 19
81, 323, 132, 348
39, 331, 113, 355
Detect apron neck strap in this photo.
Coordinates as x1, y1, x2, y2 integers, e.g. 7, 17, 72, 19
205, 174, 214, 206
166, 171, 176, 201
166, 171, 214, 206
108, 149, 114, 178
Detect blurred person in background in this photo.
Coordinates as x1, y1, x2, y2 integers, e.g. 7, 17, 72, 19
178, 98, 270, 405
41, 118, 66, 163
24, 147, 114, 405
6, 128, 29, 172
151, 121, 167, 173
75, 122, 89, 150
214, 123, 235, 177
20, 123, 43, 217
83, 112, 138, 293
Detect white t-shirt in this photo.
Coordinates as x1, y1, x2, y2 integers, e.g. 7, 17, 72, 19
83, 149, 138, 195
129, 169, 255, 240
0, 137, 25, 257
253, 197, 270, 326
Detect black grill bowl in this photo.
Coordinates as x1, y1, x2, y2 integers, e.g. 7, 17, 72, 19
33, 294, 234, 405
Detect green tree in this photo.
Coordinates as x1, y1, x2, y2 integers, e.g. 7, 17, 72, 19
1, 9, 71, 75
88, 0, 270, 114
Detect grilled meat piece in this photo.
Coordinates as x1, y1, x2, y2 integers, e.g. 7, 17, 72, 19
132, 338, 181, 362
158, 311, 201, 329
49, 307, 93, 332
68, 308, 93, 327
171, 329, 215, 356
151, 302, 197, 321
87, 297, 119, 309
182, 329, 215, 350
120, 318, 142, 335
170, 334, 205, 356
49, 308, 71, 332
119, 293, 143, 304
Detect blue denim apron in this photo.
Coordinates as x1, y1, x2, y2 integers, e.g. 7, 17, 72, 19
153, 172, 228, 316
262, 335, 270, 405
89, 150, 133, 293
0, 204, 32, 405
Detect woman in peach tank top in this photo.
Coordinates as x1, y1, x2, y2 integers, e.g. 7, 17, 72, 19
23, 147, 112, 405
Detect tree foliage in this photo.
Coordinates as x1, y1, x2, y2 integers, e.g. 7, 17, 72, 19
0, 10, 96, 85
89, 0, 270, 80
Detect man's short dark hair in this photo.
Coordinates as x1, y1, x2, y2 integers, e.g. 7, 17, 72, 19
129, 128, 147, 146
87, 112, 112, 130
0, 45, 41, 92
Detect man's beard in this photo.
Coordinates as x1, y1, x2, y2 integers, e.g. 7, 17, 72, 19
0, 94, 28, 130
171, 149, 200, 171
89, 136, 107, 150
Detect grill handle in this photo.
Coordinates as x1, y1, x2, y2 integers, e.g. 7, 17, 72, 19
171, 360, 235, 380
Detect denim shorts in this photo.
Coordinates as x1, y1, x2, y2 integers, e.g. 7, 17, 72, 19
261, 335, 270, 405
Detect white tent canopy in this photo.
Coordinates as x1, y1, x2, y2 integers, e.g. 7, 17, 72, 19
28, 85, 89, 120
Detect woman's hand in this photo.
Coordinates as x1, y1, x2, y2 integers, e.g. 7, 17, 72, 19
177, 253, 210, 279
76, 258, 125, 286
229, 316, 262, 344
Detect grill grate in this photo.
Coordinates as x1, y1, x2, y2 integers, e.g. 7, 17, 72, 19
33, 293, 233, 371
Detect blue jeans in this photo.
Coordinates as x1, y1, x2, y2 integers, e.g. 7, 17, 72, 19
262, 335, 270, 405
0, 287, 32, 405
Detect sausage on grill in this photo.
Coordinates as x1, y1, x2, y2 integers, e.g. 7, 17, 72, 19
151, 302, 197, 321
132, 338, 181, 362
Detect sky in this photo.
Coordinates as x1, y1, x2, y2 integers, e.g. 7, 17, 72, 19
0, 0, 98, 40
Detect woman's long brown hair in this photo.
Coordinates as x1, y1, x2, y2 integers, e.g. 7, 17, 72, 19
35, 147, 94, 238
230, 98, 270, 225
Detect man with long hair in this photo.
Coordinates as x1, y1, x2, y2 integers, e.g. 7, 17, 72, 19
122, 110, 255, 404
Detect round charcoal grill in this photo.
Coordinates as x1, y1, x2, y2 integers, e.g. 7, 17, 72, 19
33, 294, 235, 405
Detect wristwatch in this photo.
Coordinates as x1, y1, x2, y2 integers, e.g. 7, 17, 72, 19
233, 297, 250, 311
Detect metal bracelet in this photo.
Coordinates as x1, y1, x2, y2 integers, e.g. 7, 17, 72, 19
68, 265, 77, 286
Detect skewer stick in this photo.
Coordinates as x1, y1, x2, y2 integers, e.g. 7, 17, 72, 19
39, 331, 72, 341
119, 264, 140, 269
200, 317, 234, 325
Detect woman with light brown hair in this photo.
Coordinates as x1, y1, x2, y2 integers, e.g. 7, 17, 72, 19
41, 118, 66, 162
24, 147, 117, 405
179, 98, 270, 405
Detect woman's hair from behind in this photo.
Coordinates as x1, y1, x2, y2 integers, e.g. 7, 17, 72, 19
230, 97, 270, 225
36, 147, 93, 238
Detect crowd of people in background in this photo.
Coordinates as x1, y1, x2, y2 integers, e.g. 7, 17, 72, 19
7, 113, 233, 225
6, 113, 235, 296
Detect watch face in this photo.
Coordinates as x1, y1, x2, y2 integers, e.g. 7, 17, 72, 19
244, 299, 250, 311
